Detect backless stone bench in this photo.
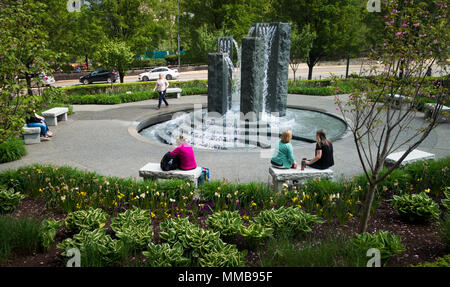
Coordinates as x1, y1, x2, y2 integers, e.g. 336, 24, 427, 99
387, 94, 412, 109
42, 107, 69, 126
166, 88, 182, 99
22, 125, 41, 144
423, 103, 449, 123
384, 149, 435, 168
269, 166, 334, 192
139, 162, 203, 187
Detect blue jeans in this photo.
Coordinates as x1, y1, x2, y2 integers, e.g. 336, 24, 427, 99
27, 120, 48, 137
158, 90, 169, 108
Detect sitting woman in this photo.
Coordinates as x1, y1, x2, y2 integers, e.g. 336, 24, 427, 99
304, 130, 334, 170
271, 130, 297, 169
170, 135, 197, 170
26, 109, 53, 141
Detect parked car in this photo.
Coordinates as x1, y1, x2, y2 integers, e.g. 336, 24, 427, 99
79, 69, 118, 84
39, 72, 55, 86
138, 67, 179, 81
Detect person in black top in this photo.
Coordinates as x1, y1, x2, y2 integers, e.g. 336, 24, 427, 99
304, 130, 334, 170
25, 109, 53, 140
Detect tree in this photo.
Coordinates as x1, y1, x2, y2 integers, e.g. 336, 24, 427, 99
94, 41, 135, 83
0, 0, 51, 142
289, 24, 316, 83
335, 0, 449, 233
272, 0, 361, 80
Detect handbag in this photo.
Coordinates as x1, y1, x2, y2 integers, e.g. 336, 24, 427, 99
160, 151, 180, 171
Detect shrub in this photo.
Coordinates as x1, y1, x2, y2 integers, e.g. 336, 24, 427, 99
238, 223, 273, 248
197, 240, 246, 267
351, 231, 405, 265
39, 218, 63, 251
57, 228, 123, 267
0, 137, 26, 163
206, 210, 242, 237
65, 208, 109, 234
442, 187, 450, 212
391, 192, 441, 223
0, 215, 42, 264
254, 207, 323, 235
110, 208, 153, 250
413, 254, 450, 267
142, 242, 190, 267
0, 187, 26, 214
441, 214, 450, 251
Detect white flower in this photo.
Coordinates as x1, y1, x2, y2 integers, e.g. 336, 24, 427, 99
169, 198, 176, 202
140, 193, 146, 199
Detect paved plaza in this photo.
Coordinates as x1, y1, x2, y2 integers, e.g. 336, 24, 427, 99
1, 94, 449, 184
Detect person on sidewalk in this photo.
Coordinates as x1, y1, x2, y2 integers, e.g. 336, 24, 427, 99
170, 135, 197, 170
153, 73, 169, 110
26, 109, 53, 141
270, 130, 297, 169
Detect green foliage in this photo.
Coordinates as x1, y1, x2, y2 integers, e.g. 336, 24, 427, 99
413, 254, 450, 267
441, 214, 450, 251
351, 231, 405, 264
57, 228, 123, 266
391, 192, 440, 223
142, 242, 190, 267
65, 208, 109, 234
198, 240, 246, 267
0, 186, 26, 214
39, 218, 63, 251
0, 137, 27, 163
442, 188, 450, 212
94, 40, 135, 83
238, 223, 273, 248
206, 210, 242, 237
0, 215, 42, 264
110, 208, 153, 250
254, 207, 323, 235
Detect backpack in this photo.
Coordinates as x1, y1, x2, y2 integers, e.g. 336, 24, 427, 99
160, 151, 179, 171
197, 167, 210, 186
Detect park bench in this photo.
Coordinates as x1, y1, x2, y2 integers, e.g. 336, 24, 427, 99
269, 165, 334, 192
166, 88, 182, 99
22, 125, 41, 144
387, 94, 412, 109
384, 149, 435, 168
423, 103, 450, 123
139, 162, 203, 187
42, 107, 69, 126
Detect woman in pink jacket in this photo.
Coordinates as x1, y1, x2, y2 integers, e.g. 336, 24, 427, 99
170, 135, 197, 170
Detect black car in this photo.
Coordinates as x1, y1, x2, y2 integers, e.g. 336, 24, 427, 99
79, 69, 118, 84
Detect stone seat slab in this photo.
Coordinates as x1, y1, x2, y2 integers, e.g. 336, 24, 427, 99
42, 107, 69, 126
166, 88, 183, 99
22, 125, 41, 144
269, 166, 333, 192
385, 149, 435, 167
424, 103, 450, 123
139, 162, 202, 187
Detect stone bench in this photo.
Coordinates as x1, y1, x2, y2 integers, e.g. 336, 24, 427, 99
22, 125, 41, 144
139, 162, 203, 187
269, 166, 334, 192
166, 88, 182, 99
384, 149, 435, 168
42, 107, 69, 126
423, 103, 449, 123
387, 94, 412, 109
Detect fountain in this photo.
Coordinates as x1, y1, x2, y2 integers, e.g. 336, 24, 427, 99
138, 23, 348, 150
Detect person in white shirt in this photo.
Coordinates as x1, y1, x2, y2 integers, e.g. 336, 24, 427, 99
153, 73, 169, 110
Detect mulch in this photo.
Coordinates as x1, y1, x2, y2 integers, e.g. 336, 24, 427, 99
2, 197, 447, 267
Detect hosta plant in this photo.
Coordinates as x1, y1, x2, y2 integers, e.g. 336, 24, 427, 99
40, 218, 63, 251
198, 240, 247, 267
111, 208, 153, 250
57, 228, 123, 265
64, 208, 109, 234
238, 223, 273, 248
351, 231, 405, 265
142, 242, 190, 267
254, 207, 323, 235
0, 186, 26, 214
391, 192, 440, 223
442, 187, 450, 212
206, 211, 243, 237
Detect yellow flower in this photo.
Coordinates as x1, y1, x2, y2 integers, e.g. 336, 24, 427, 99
39, 188, 43, 193
292, 197, 298, 203
295, 204, 302, 209
424, 188, 431, 193
348, 212, 353, 217
243, 215, 249, 221
151, 212, 156, 218
251, 201, 257, 207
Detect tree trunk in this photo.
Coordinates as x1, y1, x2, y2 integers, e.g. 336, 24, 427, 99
346, 55, 350, 78
293, 70, 296, 83
119, 71, 124, 83
358, 182, 377, 233
25, 72, 33, 97
85, 54, 89, 70
307, 64, 314, 80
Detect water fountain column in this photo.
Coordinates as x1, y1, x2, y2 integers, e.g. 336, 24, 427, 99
207, 53, 232, 115
240, 37, 264, 121
251, 23, 291, 117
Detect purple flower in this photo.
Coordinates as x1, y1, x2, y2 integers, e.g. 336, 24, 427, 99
413, 23, 420, 27
395, 32, 403, 37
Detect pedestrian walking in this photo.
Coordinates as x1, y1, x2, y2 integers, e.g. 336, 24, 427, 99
153, 73, 169, 110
